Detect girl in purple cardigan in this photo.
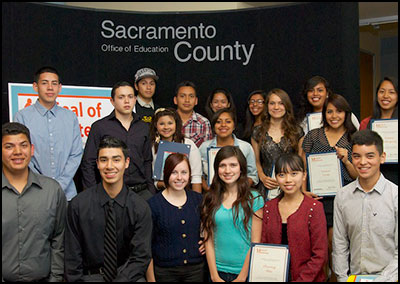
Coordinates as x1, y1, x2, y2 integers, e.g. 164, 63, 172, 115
261, 153, 328, 282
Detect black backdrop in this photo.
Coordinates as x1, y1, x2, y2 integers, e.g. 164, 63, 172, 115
2, 2, 360, 125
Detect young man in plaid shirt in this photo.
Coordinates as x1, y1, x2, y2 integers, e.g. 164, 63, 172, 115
174, 81, 213, 148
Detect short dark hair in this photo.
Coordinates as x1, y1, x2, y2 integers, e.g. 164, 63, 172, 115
111, 81, 134, 100
97, 136, 129, 159
2, 122, 31, 144
163, 153, 191, 188
175, 81, 197, 97
351, 129, 384, 155
34, 66, 61, 83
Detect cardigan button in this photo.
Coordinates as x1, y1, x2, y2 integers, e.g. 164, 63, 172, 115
184, 260, 188, 264
181, 219, 186, 224
310, 208, 313, 211
309, 215, 312, 218
182, 233, 187, 238
183, 249, 187, 253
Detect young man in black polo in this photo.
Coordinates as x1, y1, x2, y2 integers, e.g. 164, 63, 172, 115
65, 136, 152, 282
81, 81, 156, 200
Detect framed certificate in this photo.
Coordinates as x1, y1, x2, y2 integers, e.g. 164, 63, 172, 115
306, 112, 323, 132
207, 147, 221, 186
267, 164, 280, 200
371, 119, 398, 164
153, 140, 191, 180
248, 243, 290, 282
306, 151, 343, 196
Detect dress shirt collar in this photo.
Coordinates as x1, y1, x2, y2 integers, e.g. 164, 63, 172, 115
2, 169, 43, 192
354, 173, 386, 195
137, 96, 154, 109
97, 182, 128, 208
33, 99, 58, 117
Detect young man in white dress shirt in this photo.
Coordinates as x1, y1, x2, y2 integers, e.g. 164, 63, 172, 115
332, 129, 397, 282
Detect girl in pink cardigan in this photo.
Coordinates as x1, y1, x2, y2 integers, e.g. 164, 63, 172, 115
261, 153, 328, 282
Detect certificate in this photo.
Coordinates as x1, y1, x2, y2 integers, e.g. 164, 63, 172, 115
153, 141, 191, 180
306, 112, 323, 132
207, 147, 221, 186
371, 119, 398, 164
267, 164, 280, 200
346, 275, 379, 282
248, 243, 290, 282
306, 151, 343, 196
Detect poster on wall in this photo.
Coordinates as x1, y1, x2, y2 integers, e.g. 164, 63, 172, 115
8, 83, 113, 145
3, 2, 360, 126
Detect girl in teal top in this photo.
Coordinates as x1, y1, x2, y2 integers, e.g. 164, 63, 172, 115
201, 145, 264, 282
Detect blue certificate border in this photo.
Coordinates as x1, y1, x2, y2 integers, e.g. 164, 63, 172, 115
370, 118, 398, 164
153, 140, 191, 180
306, 151, 344, 196
248, 242, 290, 282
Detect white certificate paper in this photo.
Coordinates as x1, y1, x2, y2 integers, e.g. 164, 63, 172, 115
207, 147, 221, 186
371, 119, 398, 164
248, 243, 289, 282
306, 112, 323, 132
267, 165, 280, 200
307, 152, 343, 196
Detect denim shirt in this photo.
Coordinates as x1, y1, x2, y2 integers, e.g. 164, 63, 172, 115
14, 100, 83, 200
199, 134, 259, 185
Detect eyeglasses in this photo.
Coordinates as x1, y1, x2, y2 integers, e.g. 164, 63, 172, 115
249, 99, 265, 105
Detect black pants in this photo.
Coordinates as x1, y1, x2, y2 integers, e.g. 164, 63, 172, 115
154, 262, 204, 282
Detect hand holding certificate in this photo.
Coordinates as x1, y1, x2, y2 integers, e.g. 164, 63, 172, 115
306, 151, 343, 196
248, 243, 290, 282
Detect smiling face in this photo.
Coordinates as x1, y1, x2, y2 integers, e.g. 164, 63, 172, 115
156, 115, 176, 141
307, 82, 327, 112
96, 147, 130, 187
275, 167, 306, 196
377, 80, 398, 112
325, 102, 345, 130
248, 93, 265, 117
211, 92, 230, 113
214, 112, 235, 139
351, 144, 385, 183
2, 134, 34, 175
218, 156, 241, 186
168, 160, 190, 191
267, 93, 286, 119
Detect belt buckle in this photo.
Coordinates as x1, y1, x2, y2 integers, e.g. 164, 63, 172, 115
99, 267, 105, 275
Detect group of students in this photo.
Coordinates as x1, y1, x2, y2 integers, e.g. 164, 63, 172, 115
2, 65, 398, 282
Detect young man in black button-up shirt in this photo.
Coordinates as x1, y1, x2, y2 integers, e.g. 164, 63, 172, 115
81, 81, 156, 200
65, 137, 152, 282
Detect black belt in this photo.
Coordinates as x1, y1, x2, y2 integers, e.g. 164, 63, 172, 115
128, 183, 148, 193
83, 267, 104, 275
